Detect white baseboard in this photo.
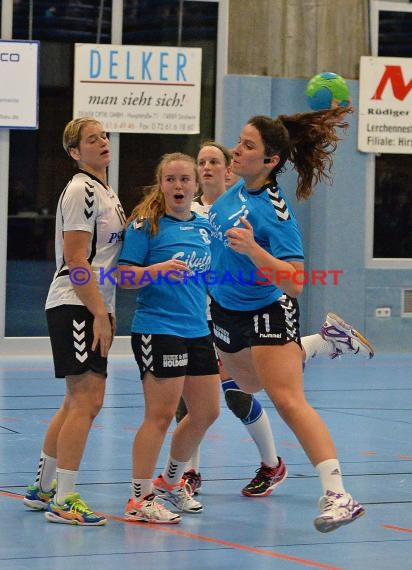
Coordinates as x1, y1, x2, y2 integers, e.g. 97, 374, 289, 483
0, 335, 132, 356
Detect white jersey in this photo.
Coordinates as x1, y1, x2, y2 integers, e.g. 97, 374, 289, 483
191, 196, 213, 320
46, 171, 125, 313
191, 196, 211, 218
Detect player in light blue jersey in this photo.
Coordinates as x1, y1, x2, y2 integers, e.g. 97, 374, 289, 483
117, 153, 220, 524
178, 141, 374, 499
119, 212, 211, 339
209, 108, 367, 533
209, 177, 304, 310
176, 141, 287, 497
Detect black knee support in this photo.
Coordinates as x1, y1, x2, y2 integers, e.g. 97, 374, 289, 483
224, 389, 253, 421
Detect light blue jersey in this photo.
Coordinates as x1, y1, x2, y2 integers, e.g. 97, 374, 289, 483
209, 181, 304, 310
119, 213, 212, 337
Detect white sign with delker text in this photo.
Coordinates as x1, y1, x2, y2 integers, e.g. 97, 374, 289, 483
73, 44, 202, 134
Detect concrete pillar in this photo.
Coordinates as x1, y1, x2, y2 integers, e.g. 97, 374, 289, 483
228, 0, 369, 79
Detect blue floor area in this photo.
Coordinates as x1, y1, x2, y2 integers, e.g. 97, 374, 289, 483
0, 353, 411, 569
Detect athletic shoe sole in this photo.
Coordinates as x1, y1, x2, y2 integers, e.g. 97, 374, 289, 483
23, 498, 49, 510
314, 505, 366, 533
124, 512, 181, 524
326, 312, 374, 359
44, 511, 107, 526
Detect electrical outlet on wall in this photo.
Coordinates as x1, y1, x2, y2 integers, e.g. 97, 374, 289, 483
375, 307, 391, 318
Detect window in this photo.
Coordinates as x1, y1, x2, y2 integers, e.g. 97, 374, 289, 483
4, 0, 225, 338
369, 1, 412, 264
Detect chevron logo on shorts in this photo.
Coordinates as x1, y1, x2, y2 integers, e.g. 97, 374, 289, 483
266, 187, 290, 221
141, 334, 154, 371
279, 296, 297, 339
73, 319, 88, 363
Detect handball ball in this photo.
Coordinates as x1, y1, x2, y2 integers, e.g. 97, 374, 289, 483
305, 72, 351, 111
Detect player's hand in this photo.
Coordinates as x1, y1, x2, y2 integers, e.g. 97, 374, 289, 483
226, 217, 256, 255
157, 259, 190, 282
92, 313, 114, 357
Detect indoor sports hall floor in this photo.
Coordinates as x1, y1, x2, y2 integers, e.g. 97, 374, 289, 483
0, 352, 411, 570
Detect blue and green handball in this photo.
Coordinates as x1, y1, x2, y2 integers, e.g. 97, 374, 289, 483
305, 72, 351, 111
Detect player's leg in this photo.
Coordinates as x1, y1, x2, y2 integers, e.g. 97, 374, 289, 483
217, 347, 288, 497
211, 300, 287, 497
154, 335, 219, 512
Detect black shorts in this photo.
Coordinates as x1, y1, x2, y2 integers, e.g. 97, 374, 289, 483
46, 305, 110, 379
210, 295, 301, 353
131, 333, 219, 379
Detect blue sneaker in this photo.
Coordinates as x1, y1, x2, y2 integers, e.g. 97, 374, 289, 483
23, 481, 56, 510
45, 493, 107, 526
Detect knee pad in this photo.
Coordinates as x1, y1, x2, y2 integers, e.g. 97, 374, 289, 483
224, 388, 253, 420
224, 388, 263, 425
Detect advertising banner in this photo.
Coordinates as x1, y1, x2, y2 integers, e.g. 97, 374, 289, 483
73, 43, 202, 134
0, 40, 39, 129
358, 56, 412, 154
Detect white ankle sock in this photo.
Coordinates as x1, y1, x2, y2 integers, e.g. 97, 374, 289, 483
315, 459, 346, 495
56, 467, 78, 504
301, 334, 331, 360
162, 457, 187, 486
35, 451, 57, 491
186, 446, 200, 473
132, 478, 153, 500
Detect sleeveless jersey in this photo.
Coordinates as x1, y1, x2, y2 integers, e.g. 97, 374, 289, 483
118, 213, 212, 337
45, 171, 125, 313
208, 181, 304, 310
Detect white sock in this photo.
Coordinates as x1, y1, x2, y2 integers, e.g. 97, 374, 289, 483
35, 451, 57, 491
186, 446, 200, 473
245, 409, 279, 467
132, 478, 153, 501
301, 334, 331, 360
315, 459, 346, 495
162, 456, 187, 486
56, 467, 78, 504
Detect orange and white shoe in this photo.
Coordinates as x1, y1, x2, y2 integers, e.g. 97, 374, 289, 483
152, 475, 203, 513
124, 493, 181, 524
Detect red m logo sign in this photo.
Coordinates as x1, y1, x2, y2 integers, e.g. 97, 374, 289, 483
371, 65, 412, 101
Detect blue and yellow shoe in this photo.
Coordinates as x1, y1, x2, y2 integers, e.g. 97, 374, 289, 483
45, 493, 107, 526
23, 481, 56, 510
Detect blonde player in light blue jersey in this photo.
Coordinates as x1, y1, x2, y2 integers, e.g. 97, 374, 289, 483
118, 153, 220, 524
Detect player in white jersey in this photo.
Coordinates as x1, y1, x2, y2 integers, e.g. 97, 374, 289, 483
177, 141, 374, 499
24, 118, 125, 526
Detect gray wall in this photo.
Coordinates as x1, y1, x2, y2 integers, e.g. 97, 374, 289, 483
228, 0, 369, 79
222, 74, 412, 352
